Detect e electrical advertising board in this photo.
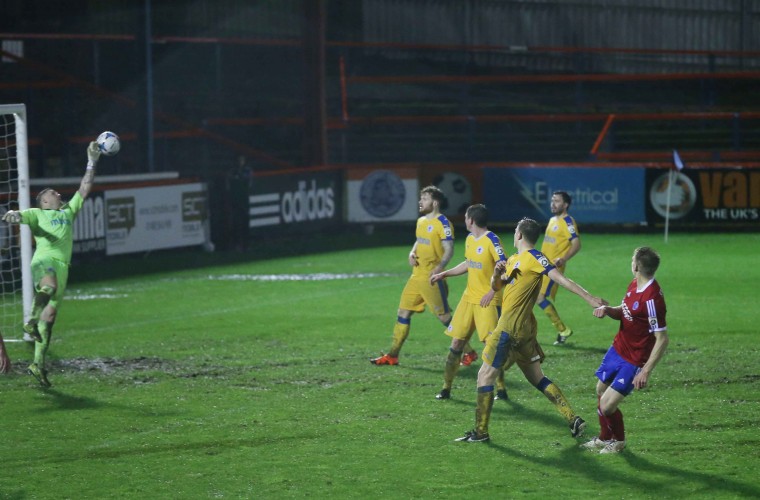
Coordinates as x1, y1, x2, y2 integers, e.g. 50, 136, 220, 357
483, 167, 646, 224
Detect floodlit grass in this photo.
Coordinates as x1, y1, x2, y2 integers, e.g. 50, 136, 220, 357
1, 233, 759, 499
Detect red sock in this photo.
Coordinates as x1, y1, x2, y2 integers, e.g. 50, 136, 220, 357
597, 406, 613, 440
608, 408, 625, 441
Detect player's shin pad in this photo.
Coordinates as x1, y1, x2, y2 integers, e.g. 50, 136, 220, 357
389, 318, 410, 357
475, 388, 495, 436
30, 285, 55, 323
541, 381, 576, 423
443, 349, 462, 388
33, 321, 52, 366
541, 302, 567, 333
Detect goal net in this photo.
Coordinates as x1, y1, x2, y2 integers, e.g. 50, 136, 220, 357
0, 104, 32, 340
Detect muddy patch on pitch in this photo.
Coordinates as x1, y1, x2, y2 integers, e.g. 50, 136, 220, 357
23, 357, 233, 381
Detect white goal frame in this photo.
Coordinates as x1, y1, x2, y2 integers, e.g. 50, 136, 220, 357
0, 103, 33, 331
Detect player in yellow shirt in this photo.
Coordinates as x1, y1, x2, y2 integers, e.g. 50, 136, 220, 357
371, 186, 455, 365
456, 218, 606, 443
536, 191, 582, 345
430, 204, 508, 400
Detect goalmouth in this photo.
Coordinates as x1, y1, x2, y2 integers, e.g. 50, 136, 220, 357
0, 103, 33, 340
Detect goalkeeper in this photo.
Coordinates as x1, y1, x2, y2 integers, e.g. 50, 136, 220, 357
2, 141, 100, 387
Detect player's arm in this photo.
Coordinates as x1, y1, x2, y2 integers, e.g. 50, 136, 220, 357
78, 141, 100, 200
547, 268, 606, 308
593, 304, 623, 320
0, 332, 10, 374
432, 239, 454, 275
408, 242, 419, 267
633, 330, 669, 390
1, 210, 22, 225
430, 260, 467, 284
491, 260, 508, 292
555, 237, 581, 267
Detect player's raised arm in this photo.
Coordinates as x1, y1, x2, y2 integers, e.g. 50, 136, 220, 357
78, 141, 100, 200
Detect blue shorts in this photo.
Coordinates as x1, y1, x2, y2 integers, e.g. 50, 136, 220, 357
595, 346, 641, 396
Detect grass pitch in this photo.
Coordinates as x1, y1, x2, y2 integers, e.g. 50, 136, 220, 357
1, 232, 759, 499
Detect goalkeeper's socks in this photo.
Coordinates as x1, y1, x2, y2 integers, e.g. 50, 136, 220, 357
33, 321, 52, 366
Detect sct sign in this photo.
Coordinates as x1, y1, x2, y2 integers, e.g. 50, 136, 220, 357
105, 183, 207, 255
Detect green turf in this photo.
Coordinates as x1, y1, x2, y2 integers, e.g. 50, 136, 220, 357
2, 233, 759, 499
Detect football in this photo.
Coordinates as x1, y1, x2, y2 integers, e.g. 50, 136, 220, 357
96, 131, 121, 156
433, 171, 472, 215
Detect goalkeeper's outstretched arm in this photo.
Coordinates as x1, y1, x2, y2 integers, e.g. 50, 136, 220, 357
78, 141, 100, 200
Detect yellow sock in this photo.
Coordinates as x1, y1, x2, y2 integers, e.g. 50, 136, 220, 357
537, 377, 576, 424
496, 367, 506, 392
541, 301, 568, 333
389, 317, 411, 357
443, 348, 462, 390
476, 387, 495, 436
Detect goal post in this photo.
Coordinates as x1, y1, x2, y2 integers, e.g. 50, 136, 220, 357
0, 103, 33, 338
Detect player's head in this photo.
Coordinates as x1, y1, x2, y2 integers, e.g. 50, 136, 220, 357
465, 204, 488, 230
551, 191, 571, 215
515, 217, 541, 246
36, 188, 63, 210
419, 185, 446, 215
632, 246, 660, 278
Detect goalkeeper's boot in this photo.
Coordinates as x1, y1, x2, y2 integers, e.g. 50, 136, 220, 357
495, 389, 509, 401
454, 430, 490, 443
553, 327, 574, 346
28, 363, 51, 388
460, 351, 478, 366
435, 388, 451, 400
23, 322, 42, 343
370, 353, 398, 366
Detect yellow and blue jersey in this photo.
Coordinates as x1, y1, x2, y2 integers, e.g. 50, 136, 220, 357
499, 249, 555, 335
540, 215, 578, 266
412, 214, 453, 278
463, 231, 506, 305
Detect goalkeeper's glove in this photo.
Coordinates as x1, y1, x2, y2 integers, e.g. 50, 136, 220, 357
87, 141, 101, 168
2, 211, 21, 224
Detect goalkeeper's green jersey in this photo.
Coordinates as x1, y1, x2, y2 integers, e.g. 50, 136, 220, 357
20, 192, 83, 264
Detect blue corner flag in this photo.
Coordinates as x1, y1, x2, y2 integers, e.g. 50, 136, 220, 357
672, 150, 684, 171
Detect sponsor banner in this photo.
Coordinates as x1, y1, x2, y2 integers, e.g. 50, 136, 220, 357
248, 171, 341, 230
646, 168, 760, 225
483, 167, 646, 224
105, 183, 207, 255
72, 191, 107, 255
347, 168, 419, 222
